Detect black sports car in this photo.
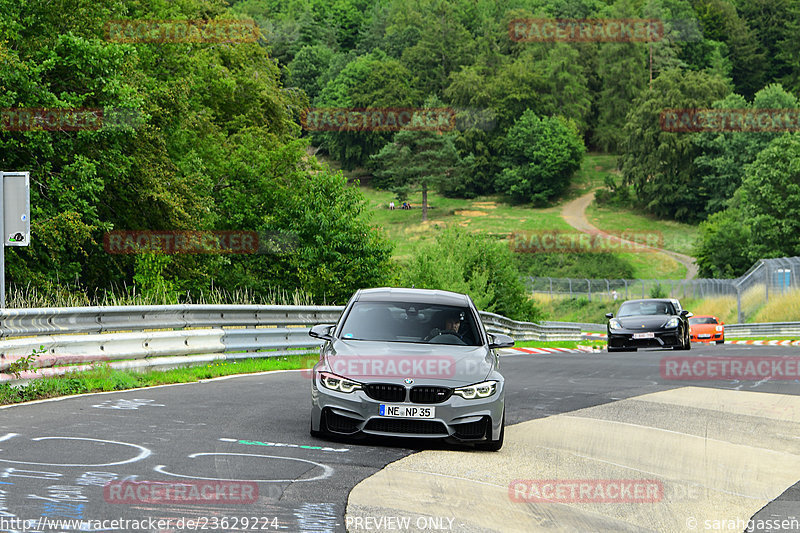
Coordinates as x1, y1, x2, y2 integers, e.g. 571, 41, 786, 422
605, 298, 691, 352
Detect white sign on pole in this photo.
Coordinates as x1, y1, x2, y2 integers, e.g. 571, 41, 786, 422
3, 171, 30, 246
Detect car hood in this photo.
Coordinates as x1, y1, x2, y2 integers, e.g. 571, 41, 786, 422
616, 315, 675, 329
322, 339, 495, 385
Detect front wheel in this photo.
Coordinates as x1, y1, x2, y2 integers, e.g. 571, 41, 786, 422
476, 412, 504, 451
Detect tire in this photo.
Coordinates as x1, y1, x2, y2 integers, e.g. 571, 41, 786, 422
608, 346, 635, 352
716, 338, 724, 345
476, 411, 504, 452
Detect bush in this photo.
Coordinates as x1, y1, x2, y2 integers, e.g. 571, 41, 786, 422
515, 252, 635, 279
649, 283, 667, 298
397, 227, 542, 322
496, 112, 585, 205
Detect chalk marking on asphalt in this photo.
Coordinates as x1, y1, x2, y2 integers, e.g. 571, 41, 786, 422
223, 438, 349, 453
0, 437, 151, 467
0, 434, 18, 443
155, 452, 333, 483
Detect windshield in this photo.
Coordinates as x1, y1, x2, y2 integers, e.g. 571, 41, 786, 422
339, 302, 481, 346
689, 317, 718, 325
617, 301, 675, 317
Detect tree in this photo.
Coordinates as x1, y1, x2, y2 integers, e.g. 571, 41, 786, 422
370, 123, 464, 221
496, 111, 585, 205
693, 84, 798, 216
735, 134, 800, 260
286, 44, 335, 101
314, 49, 421, 170
594, 40, 647, 152
398, 226, 543, 322
693, 208, 752, 277
619, 68, 730, 221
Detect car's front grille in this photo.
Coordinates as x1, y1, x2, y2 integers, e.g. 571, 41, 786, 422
364, 383, 406, 402
323, 409, 361, 434
453, 417, 489, 439
364, 418, 447, 435
410, 386, 452, 404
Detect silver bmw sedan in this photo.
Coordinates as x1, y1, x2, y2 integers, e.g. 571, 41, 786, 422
309, 287, 512, 451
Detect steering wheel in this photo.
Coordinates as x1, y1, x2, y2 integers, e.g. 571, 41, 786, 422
426, 330, 466, 345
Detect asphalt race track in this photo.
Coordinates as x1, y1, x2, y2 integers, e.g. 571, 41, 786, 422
0, 343, 799, 533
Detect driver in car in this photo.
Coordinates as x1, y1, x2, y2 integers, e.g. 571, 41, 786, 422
426, 310, 464, 341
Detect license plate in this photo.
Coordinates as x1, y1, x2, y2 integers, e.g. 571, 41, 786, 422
698, 334, 711, 338
633, 332, 655, 339
379, 404, 435, 419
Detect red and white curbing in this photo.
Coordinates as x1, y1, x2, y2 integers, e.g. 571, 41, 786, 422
725, 339, 800, 346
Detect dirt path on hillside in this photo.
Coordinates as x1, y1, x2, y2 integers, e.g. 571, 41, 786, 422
561, 191, 699, 280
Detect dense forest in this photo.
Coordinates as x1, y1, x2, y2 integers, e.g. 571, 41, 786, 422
1, 0, 798, 312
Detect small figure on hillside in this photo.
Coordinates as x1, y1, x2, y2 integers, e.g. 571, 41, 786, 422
611, 289, 618, 301
389, 201, 395, 210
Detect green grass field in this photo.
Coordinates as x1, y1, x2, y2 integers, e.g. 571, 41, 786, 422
361, 188, 572, 261
586, 204, 699, 256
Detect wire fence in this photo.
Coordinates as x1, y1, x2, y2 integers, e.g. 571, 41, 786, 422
527, 257, 800, 323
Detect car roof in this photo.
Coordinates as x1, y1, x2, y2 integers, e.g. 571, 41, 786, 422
690, 314, 718, 318
354, 287, 470, 306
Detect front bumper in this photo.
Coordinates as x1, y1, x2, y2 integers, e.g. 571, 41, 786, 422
691, 331, 724, 342
608, 327, 682, 349
311, 380, 504, 442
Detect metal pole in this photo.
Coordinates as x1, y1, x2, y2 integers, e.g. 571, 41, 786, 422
0, 172, 4, 308
587, 279, 591, 302
737, 285, 743, 324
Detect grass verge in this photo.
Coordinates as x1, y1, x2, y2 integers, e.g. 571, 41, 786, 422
0, 355, 315, 406
513, 340, 606, 349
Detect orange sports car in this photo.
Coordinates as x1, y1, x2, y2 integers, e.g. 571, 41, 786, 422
689, 315, 725, 344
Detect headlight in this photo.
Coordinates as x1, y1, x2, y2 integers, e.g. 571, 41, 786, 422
609, 319, 622, 330
319, 372, 362, 393
453, 380, 497, 399
664, 317, 679, 328
716, 325, 724, 332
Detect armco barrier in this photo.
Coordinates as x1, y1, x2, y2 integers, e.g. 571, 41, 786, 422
724, 323, 800, 338
0, 305, 582, 382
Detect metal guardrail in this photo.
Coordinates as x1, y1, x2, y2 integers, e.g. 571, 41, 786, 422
0, 305, 583, 382
725, 323, 800, 338
542, 321, 606, 332
479, 312, 580, 341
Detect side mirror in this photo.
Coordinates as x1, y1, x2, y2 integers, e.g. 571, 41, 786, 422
605, 313, 614, 319
489, 333, 514, 349
309, 324, 335, 341
680, 310, 690, 317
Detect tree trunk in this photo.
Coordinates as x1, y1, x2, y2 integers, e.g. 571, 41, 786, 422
422, 182, 428, 221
